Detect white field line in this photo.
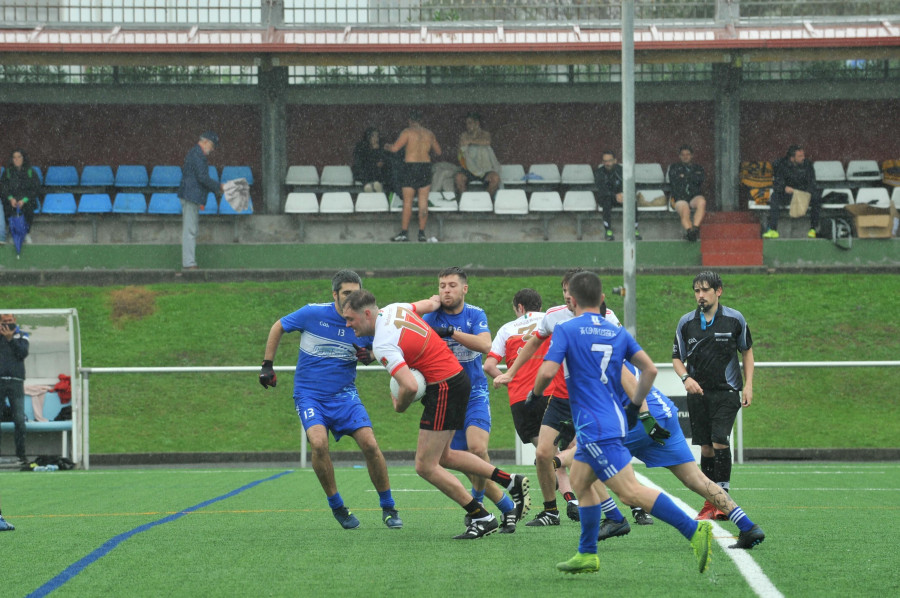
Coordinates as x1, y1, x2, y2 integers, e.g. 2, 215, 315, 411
635, 471, 785, 598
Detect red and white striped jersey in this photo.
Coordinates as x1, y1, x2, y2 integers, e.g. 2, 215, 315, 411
372, 303, 462, 384
488, 311, 547, 405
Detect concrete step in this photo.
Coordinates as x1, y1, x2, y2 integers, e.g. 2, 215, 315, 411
702, 251, 764, 266
703, 211, 758, 225
701, 238, 763, 254
700, 222, 760, 240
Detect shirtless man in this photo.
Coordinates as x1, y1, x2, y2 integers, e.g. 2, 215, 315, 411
387, 110, 442, 243
454, 112, 500, 197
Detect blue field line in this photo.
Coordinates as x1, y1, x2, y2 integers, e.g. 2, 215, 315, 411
26, 470, 295, 598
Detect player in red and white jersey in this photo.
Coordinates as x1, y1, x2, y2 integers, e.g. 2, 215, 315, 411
484, 288, 582, 527
491, 270, 631, 527
342, 289, 531, 539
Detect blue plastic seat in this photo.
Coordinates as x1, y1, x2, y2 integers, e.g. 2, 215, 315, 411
23, 396, 35, 421
200, 192, 219, 214
33, 197, 42, 214
80, 165, 115, 186
77, 193, 113, 214
219, 196, 253, 215
115, 165, 149, 187
42, 392, 64, 421
221, 166, 254, 186
148, 193, 182, 215
44, 166, 79, 186
208, 166, 219, 182
32, 166, 42, 184
149, 165, 182, 187
112, 193, 147, 214
41, 193, 77, 214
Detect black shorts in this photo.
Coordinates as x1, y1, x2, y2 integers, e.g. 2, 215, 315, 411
511, 394, 549, 444
401, 162, 433, 191
459, 168, 491, 185
420, 370, 470, 432
687, 389, 742, 446
540, 396, 572, 431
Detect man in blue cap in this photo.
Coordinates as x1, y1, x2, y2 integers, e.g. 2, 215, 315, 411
177, 131, 223, 271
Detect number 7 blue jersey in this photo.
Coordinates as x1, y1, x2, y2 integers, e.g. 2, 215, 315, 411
544, 311, 643, 443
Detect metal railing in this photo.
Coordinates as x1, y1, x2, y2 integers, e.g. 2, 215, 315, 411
79, 360, 900, 469
0, 1, 894, 28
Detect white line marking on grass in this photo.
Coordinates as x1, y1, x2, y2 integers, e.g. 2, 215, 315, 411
723, 487, 900, 491
733, 471, 885, 475
634, 472, 784, 598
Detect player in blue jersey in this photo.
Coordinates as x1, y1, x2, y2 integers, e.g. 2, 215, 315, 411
422, 266, 520, 533
258, 270, 401, 531
555, 364, 765, 550
533, 271, 713, 575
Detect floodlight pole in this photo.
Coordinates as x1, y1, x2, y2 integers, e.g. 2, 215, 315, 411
621, 0, 637, 336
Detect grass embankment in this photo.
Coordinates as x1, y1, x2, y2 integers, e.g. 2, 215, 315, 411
5, 273, 898, 452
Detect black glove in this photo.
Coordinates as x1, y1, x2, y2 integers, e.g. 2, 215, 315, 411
352, 343, 375, 365
259, 360, 277, 389
432, 325, 456, 338
625, 402, 641, 429
554, 419, 576, 451
639, 412, 671, 445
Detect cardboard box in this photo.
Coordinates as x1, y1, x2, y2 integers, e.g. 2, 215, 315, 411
844, 203, 898, 238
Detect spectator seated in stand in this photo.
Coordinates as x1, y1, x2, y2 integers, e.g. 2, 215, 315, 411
352, 127, 390, 193
454, 112, 501, 198
666, 144, 707, 241
0, 149, 41, 246
595, 149, 640, 241
763, 144, 822, 239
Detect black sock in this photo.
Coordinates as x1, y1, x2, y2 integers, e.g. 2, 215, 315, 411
700, 455, 715, 481
464, 499, 489, 519
543, 501, 558, 513
551, 456, 562, 469
562, 491, 576, 503
714, 448, 733, 491
490, 467, 512, 489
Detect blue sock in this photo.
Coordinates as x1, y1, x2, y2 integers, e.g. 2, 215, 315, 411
578, 504, 602, 555
494, 494, 515, 515
729, 506, 755, 532
600, 497, 625, 522
378, 489, 395, 510
327, 492, 344, 510
649, 493, 697, 540
471, 488, 486, 503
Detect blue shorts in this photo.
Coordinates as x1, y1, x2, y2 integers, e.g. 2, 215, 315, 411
295, 387, 372, 443
625, 416, 694, 469
541, 396, 572, 431
451, 385, 492, 451
574, 438, 633, 482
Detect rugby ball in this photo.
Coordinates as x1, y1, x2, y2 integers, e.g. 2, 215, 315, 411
390, 368, 427, 402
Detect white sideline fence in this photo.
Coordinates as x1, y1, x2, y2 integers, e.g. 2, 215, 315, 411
80, 361, 900, 470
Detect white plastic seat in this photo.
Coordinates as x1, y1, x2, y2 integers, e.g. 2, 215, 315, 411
814, 161, 846, 183
560, 164, 595, 185
855, 187, 890, 208
634, 163, 665, 185
562, 190, 596, 212
427, 191, 458, 212
284, 192, 318, 214
528, 191, 563, 212
820, 188, 854, 209
285, 165, 319, 186
636, 188, 669, 211
320, 165, 354, 186
458, 191, 493, 212
319, 191, 354, 213
354, 192, 389, 213
846, 160, 882, 182
891, 186, 900, 209
493, 189, 528, 215
748, 189, 773, 211
526, 164, 561, 185
500, 164, 526, 186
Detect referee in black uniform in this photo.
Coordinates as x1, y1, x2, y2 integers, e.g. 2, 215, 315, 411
672, 271, 754, 521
